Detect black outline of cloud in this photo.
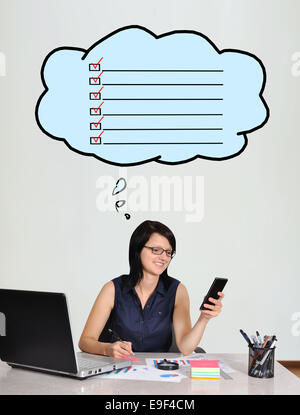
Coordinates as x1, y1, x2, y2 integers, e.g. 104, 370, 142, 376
35, 25, 270, 167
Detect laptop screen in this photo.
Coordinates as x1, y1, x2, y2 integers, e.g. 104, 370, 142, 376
0, 289, 78, 374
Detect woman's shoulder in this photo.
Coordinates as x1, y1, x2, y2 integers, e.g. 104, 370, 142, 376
174, 282, 189, 305
166, 274, 180, 282
106, 275, 131, 293
93, 280, 115, 310
165, 274, 181, 288
111, 274, 129, 286
175, 281, 187, 293
100, 280, 115, 296
101, 275, 127, 292
98, 276, 127, 309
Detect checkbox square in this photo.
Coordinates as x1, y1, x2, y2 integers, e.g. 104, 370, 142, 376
90, 136, 102, 144
89, 92, 101, 100
89, 64, 101, 71
89, 77, 101, 85
90, 107, 101, 116
90, 123, 101, 130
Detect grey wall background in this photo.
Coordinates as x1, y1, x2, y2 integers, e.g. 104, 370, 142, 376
1, 0, 300, 359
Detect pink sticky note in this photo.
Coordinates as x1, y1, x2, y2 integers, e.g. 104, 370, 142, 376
121, 356, 140, 362
189, 360, 219, 368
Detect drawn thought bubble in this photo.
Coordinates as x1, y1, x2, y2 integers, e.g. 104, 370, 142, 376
35, 25, 269, 166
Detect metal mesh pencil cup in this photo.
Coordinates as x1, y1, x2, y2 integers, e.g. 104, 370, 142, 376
248, 345, 275, 378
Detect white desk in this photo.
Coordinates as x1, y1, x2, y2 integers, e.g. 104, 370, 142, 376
0, 353, 300, 395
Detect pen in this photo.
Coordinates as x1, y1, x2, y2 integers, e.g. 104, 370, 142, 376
256, 330, 262, 345
257, 335, 269, 356
251, 335, 259, 347
108, 328, 135, 355
266, 335, 276, 346
240, 329, 253, 347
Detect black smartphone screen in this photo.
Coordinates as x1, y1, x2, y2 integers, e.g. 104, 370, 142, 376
200, 277, 228, 310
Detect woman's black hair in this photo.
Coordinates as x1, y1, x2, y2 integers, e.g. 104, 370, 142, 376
125, 220, 176, 288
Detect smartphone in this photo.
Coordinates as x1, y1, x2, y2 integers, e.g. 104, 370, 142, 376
200, 277, 228, 310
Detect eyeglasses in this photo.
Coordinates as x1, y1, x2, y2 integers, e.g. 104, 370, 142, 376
144, 246, 176, 258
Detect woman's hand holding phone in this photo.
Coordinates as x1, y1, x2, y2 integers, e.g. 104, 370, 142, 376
200, 291, 224, 321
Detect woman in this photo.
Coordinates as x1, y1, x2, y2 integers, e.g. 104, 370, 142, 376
78, 220, 224, 357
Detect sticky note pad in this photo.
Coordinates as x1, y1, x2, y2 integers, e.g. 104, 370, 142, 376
121, 356, 140, 362
190, 360, 220, 380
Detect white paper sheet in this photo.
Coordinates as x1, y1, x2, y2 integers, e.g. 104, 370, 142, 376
100, 365, 187, 382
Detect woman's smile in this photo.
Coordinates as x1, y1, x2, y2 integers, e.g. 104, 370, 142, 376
154, 260, 165, 267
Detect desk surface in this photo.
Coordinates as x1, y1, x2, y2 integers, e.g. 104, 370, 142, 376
1, 353, 300, 395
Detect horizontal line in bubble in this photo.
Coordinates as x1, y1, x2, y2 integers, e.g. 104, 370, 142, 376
103, 128, 223, 131
102, 69, 224, 72
103, 98, 223, 100
102, 113, 223, 116
103, 142, 223, 145
103, 83, 223, 86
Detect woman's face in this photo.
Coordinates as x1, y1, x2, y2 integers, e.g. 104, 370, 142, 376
140, 232, 173, 277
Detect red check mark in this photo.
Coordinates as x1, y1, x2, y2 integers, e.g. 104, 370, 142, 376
91, 86, 104, 99
92, 116, 104, 128
91, 57, 103, 69
96, 101, 104, 111
92, 101, 104, 114
91, 70, 103, 83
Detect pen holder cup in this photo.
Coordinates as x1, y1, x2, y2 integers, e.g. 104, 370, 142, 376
248, 345, 275, 378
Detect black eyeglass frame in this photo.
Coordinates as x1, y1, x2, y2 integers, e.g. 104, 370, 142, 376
143, 245, 176, 258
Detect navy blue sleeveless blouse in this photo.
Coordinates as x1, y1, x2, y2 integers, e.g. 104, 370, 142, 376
99, 274, 181, 352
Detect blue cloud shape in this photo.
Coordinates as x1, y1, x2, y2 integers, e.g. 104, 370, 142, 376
36, 26, 269, 166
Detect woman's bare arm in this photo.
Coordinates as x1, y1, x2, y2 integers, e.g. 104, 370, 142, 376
78, 281, 133, 358
173, 283, 224, 355
173, 283, 208, 355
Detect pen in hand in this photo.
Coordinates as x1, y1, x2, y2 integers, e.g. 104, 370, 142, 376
108, 328, 135, 356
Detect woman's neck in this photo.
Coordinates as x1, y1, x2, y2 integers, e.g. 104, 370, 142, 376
135, 272, 159, 295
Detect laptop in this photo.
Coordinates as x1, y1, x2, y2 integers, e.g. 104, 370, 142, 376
0, 288, 132, 379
